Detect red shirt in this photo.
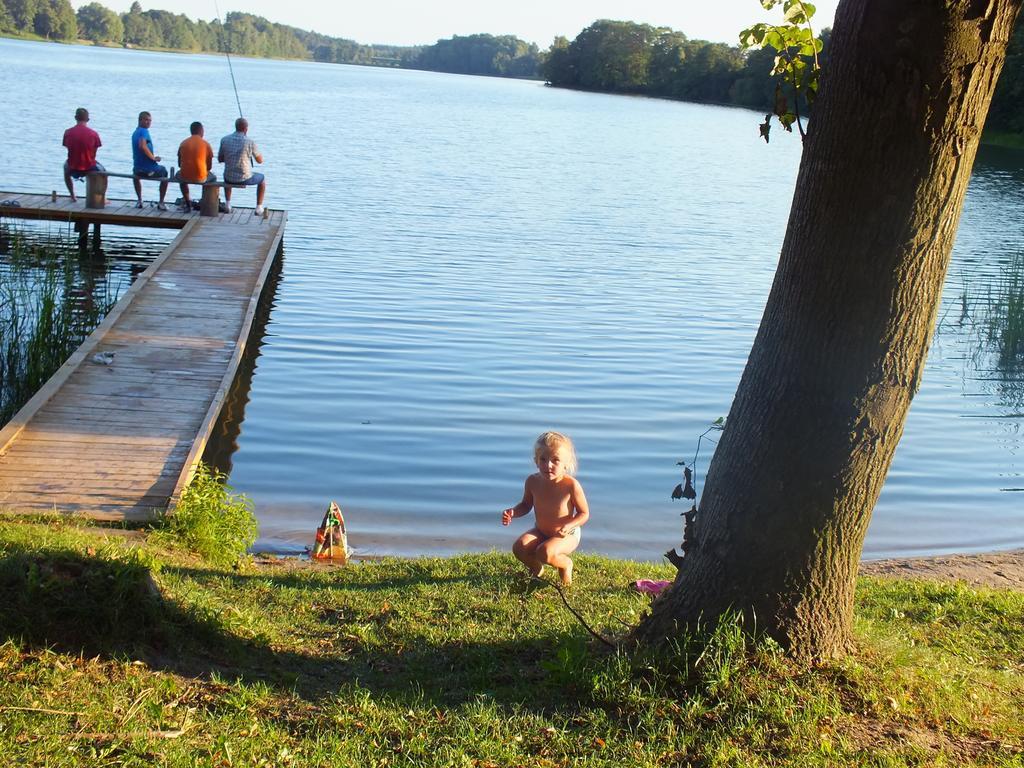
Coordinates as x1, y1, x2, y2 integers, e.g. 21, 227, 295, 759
63, 123, 102, 172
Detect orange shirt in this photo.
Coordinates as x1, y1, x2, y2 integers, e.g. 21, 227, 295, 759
177, 135, 213, 183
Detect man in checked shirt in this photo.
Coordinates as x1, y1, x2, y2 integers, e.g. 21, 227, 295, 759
218, 117, 267, 216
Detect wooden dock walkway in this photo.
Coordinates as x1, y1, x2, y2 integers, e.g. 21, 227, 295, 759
0, 193, 286, 520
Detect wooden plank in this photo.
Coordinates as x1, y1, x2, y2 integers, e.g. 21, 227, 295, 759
1, 445, 187, 462
19, 419, 196, 437
0, 478, 178, 494
0, 472, 176, 486
33, 402, 205, 419
58, 384, 215, 403
31, 408, 201, 428
1, 436, 188, 451
23, 418, 183, 433
54, 378, 215, 395
1, 490, 170, 505
0, 454, 181, 470
60, 370, 223, 387
0, 476, 178, 492
66, 370, 225, 386
0, 502, 159, 516
2, 486, 171, 499
0, 458, 181, 474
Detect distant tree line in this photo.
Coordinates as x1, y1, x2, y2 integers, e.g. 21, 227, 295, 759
542, 20, 829, 112
0, 0, 531, 73
545, 18, 1024, 137
0, 0, 409, 63
409, 34, 541, 77
2, 2, 1023, 136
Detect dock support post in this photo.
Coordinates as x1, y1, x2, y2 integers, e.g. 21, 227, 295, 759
200, 185, 220, 217
85, 174, 107, 209
75, 219, 89, 251
92, 223, 101, 253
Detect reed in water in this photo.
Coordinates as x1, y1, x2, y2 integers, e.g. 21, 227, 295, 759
0, 224, 121, 425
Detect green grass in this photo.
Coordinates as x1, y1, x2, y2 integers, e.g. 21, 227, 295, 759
150, 463, 258, 568
0, 518, 1021, 767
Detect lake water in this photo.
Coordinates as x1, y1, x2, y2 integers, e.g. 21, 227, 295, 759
2, 37, 1021, 560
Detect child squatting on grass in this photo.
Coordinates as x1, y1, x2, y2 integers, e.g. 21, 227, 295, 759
501, 431, 590, 586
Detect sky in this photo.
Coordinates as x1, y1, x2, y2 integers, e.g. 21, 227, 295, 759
75, 0, 841, 48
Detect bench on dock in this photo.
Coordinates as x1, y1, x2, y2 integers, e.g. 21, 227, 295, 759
191, 180, 246, 217
85, 170, 243, 217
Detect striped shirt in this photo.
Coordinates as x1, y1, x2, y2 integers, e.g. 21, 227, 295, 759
219, 131, 259, 183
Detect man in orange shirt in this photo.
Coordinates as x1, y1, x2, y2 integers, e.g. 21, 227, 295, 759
174, 121, 216, 212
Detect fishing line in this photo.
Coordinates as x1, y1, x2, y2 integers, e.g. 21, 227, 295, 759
213, 0, 244, 118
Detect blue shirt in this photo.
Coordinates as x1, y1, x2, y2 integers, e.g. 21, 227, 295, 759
131, 126, 160, 172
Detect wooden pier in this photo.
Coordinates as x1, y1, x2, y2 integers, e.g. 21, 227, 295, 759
0, 192, 286, 520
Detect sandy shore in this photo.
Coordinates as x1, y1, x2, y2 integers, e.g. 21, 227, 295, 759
255, 544, 1024, 589
859, 549, 1024, 590
253, 548, 1024, 591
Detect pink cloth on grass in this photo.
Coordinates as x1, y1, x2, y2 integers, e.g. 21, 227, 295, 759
634, 579, 672, 595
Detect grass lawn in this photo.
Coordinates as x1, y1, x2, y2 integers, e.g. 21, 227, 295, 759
0, 517, 1021, 767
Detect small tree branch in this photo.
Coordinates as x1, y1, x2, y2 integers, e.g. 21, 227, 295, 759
552, 580, 617, 648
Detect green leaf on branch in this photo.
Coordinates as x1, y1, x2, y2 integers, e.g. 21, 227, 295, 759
740, 0, 820, 142
784, 4, 809, 25
773, 84, 788, 116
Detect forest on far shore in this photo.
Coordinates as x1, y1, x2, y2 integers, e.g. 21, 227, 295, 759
5, 0, 1024, 136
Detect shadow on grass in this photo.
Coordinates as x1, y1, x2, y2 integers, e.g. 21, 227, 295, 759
166, 556, 501, 593
0, 544, 603, 710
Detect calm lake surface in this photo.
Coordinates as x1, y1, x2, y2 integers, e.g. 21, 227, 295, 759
2, 38, 1022, 560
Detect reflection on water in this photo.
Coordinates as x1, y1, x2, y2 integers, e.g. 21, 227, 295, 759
203, 248, 285, 475
1, 38, 1022, 559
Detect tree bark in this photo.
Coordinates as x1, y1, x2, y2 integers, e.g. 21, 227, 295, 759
635, 0, 1022, 660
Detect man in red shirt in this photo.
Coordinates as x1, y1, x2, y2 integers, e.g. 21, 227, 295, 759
62, 107, 104, 203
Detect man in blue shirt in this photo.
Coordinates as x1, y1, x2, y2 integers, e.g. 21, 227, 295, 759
131, 111, 169, 210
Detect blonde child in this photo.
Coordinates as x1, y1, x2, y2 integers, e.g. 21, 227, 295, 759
501, 431, 590, 585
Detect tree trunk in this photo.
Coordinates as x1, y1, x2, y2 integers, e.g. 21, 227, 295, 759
635, 0, 1022, 660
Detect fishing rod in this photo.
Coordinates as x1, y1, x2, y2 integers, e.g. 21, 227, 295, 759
213, 0, 244, 118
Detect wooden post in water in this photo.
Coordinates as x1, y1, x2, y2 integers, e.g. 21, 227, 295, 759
74, 219, 88, 251
91, 222, 101, 253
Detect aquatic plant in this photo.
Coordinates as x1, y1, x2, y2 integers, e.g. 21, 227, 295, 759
0, 227, 122, 425
985, 253, 1024, 371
